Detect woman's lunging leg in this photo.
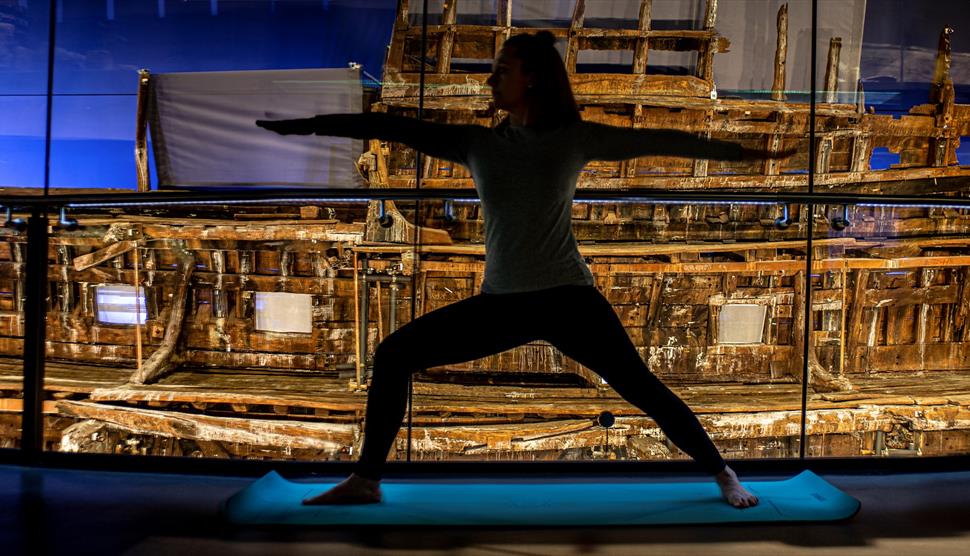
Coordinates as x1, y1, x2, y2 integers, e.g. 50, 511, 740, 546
543, 286, 725, 475
542, 285, 758, 508
352, 292, 542, 482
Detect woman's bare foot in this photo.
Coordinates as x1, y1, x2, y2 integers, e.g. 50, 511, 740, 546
302, 473, 382, 505
714, 465, 759, 508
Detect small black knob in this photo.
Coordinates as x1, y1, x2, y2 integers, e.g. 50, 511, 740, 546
597, 410, 615, 428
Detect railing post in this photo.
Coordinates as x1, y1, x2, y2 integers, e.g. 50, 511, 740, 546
21, 210, 49, 462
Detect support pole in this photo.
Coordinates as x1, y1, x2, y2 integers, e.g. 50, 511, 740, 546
134, 246, 143, 373
824, 37, 842, 103
771, 3, 788, 102
21, 212, 49, 460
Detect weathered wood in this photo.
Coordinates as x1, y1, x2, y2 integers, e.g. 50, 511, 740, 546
435, 0, 458, 74
72, 240, 140, 271
135, 70, 151, 192
824, 37, 842, 104
771, 3, 788, 102
130, 243, 194, 384
56, 399, 356, 451
631, 0, 653, 74
563, 0, 586, 73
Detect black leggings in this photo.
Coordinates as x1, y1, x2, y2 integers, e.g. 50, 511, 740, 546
352, 283, 727, 480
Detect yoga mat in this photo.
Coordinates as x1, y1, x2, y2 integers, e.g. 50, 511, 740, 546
222, 469, 861, 526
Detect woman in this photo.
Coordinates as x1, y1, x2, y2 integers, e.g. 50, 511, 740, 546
258, 30, 792, 509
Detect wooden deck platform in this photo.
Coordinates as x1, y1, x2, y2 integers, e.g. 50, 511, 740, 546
0, 357, 967, 461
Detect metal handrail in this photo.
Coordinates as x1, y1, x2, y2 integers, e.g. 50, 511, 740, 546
0, 187, 968, 210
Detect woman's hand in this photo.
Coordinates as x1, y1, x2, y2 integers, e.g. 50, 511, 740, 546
255, 117, 317, 135
739, 146, 799, 161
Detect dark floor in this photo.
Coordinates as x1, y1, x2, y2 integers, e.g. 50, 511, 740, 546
2, 464, 969, 556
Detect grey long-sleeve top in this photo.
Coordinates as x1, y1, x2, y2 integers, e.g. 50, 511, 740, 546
313, 113, 744, 294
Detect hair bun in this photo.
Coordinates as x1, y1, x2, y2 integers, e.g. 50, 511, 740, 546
535, 30, 556, 48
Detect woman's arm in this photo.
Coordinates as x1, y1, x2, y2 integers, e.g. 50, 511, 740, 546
580, 120, 794, 162
256, 112, 476, 165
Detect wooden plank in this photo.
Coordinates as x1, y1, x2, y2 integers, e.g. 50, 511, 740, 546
771, 3, 788, 101
72, 240, 140, 271
55, 400, 356, 450
863, 283, 959, 307
434, 0, 458, 74
631, 0, 653, 74
382, 70, 712, 99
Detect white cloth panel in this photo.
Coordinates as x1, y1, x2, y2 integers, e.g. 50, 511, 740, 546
717, 303, 767, 344
254, 292, 314, 334
150, 67, 365, 188
96, 284, 147, 325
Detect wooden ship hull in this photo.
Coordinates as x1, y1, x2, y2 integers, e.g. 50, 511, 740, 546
1, 0, 969, 464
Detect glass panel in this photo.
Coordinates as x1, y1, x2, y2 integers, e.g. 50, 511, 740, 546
808, 200, 970, 460
397, 198, 812, 468
49, 95, 141, 189
48, 0, 396, 190
45, 197, 378, 458
41, 1, 397, 458
0, 0, 50, 185
805, 1, 970, 463
385, 0, 814, 473
0, 96, 47, 187
0, 0, 51, 452
855, 0, 970, 196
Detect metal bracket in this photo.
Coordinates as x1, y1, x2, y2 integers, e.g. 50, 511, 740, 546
56, 206, 80, 231
2, 207, 26, 231
443, 199, 456, 223
378, 199, 393, 228
830, 205, 851, 231
774, 203, 792, 229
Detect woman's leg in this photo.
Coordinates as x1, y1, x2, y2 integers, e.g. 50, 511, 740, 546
352, 291, 545, 481
541, 285, 758, 507
541, 285, 727, 476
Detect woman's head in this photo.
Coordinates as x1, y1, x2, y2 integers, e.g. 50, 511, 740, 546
486, 30, 580, 129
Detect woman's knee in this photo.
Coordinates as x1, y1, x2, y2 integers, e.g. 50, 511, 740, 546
372, 335, 418, 375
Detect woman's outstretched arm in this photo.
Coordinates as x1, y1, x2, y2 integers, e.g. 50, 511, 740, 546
256, 112, 476, 165
579, 120, 795, 162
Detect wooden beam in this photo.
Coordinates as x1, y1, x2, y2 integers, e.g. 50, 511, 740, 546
771, 3, 788, 102
55, 399, 356, 450
129, 243, 194, 384
72, 240, 139, 271
846, 269, 870, 372
135, 70, 151, 192
824, 37, 842, 103
632, 0, 653, 74
435, 0, 458, 74
697, 0, 718, 82
564, 0, 586, 74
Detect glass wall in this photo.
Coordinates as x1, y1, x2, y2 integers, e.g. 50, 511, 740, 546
1, 0, 967, 467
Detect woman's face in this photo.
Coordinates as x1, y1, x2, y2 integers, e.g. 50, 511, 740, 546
486, 47, 533, 113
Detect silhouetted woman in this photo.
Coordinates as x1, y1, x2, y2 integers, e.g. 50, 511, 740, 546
258, 30, 792, 508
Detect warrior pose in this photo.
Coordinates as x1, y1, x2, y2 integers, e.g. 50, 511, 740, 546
258, 30, 794, 508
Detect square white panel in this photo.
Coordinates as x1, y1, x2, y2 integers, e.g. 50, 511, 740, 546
96, 284, 147, 325
254, 292, 313, 334
717, 303, 766, 344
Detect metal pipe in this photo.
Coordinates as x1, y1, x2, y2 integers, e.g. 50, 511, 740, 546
0, 188, 961, 211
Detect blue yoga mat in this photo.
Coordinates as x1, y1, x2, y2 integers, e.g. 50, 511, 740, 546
222, 469, 860, 526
